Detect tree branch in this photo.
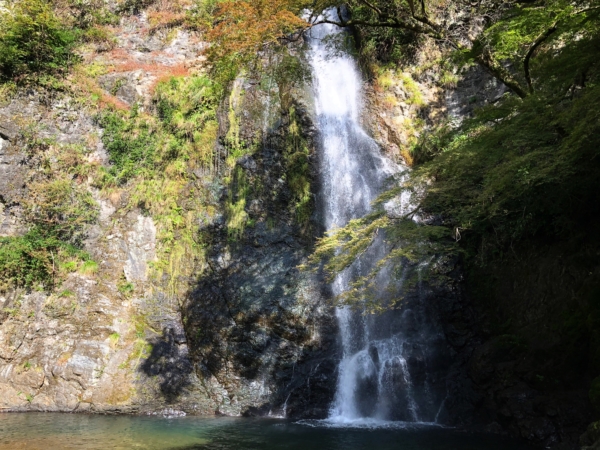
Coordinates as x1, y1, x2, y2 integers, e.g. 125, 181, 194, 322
524, 22, 557, 93
522, 5, 600, 94
476, 47, 528, 99
386, 204, 422, 220
357, 0, 383, 16
314, 18, 444, 40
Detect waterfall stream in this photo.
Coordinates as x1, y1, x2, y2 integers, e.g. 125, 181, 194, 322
307, 12, 448, 425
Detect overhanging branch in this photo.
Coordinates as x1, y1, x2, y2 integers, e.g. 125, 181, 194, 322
524, 22, 557, 93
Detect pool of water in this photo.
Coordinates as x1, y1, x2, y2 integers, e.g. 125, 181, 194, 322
0, 413, 532, 450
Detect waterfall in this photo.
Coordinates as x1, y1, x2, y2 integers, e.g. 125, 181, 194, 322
307, 11, 448, 425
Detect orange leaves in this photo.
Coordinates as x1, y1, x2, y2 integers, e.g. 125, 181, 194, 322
147, 11, 186, 32
207, 0, 308, 63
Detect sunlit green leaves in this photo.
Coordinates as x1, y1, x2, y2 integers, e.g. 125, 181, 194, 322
0, 0, 80, 82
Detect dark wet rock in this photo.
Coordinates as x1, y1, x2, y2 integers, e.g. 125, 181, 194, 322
182, 76, 338, 418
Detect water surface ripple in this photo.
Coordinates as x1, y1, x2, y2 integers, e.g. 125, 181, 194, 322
0, 413, 533, 449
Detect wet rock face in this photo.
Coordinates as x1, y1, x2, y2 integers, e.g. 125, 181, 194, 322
185, 230, 338, 418
182, 76, 339, 418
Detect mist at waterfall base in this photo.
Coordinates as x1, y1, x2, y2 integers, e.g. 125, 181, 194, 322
307, 12, 453, 425
0, 414, 534, 449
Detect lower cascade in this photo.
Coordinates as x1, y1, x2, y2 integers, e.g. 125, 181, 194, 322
307, 13, 449, 424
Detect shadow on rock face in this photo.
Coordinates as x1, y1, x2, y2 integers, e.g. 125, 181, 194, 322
139, 326, 194, 404
177, 97, 339, 418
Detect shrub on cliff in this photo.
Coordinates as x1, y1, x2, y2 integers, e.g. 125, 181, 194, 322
0, 175, 99, 291
0, 0, 78, 83
0, 228, 85, 291
0, 141, 99, 292
95, 75, 220, 296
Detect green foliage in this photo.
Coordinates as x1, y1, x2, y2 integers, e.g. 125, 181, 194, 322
0, 133, 99, 291
97, 111, 158, 185
99, 75, 220, 186
97, 75, 220, 295
413, 76, 600, 262
185, 0, 223, 30
109, 332, 120, 346
25, 176, 98, 245
308, 5, 600, 311
117, 0, 156, 15
0, 0, 79, 83
307, 205, 453, 310
347, 3, 422, 69
481, 0, 594, 61
0, 227, 89, 291
398, 73, 424, 106
225, 166, 250, 241
60, 0, 120, 28
432, 80, 598, 282
206, 0, 598, 99
117, 275, 135, 296
343, 0, 600, 97
81, 26, 116, 48
79, 259, 99, 275
155, 75, 221, 169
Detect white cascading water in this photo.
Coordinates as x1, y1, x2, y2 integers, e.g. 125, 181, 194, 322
306, 11, 447, 425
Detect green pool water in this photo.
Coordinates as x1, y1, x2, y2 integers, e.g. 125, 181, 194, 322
0, 413, 532, 449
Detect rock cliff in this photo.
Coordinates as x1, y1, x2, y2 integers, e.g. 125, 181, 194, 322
0, 10, 336, 417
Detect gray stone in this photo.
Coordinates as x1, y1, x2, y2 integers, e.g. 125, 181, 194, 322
0, 119, 18, 141
123, 215, 157, 283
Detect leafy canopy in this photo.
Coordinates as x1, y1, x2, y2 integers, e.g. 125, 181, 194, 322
206, 0, 309, 80
205, 0, 600, 98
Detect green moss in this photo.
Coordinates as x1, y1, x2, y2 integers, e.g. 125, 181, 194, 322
117, 276, 135, 297
225, 166, 250, 241
81, 61, 108, 78
284, 106, 312, 229
79, 260, 99, 275
398, 73, 424, 107
224, 79, 253, 168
